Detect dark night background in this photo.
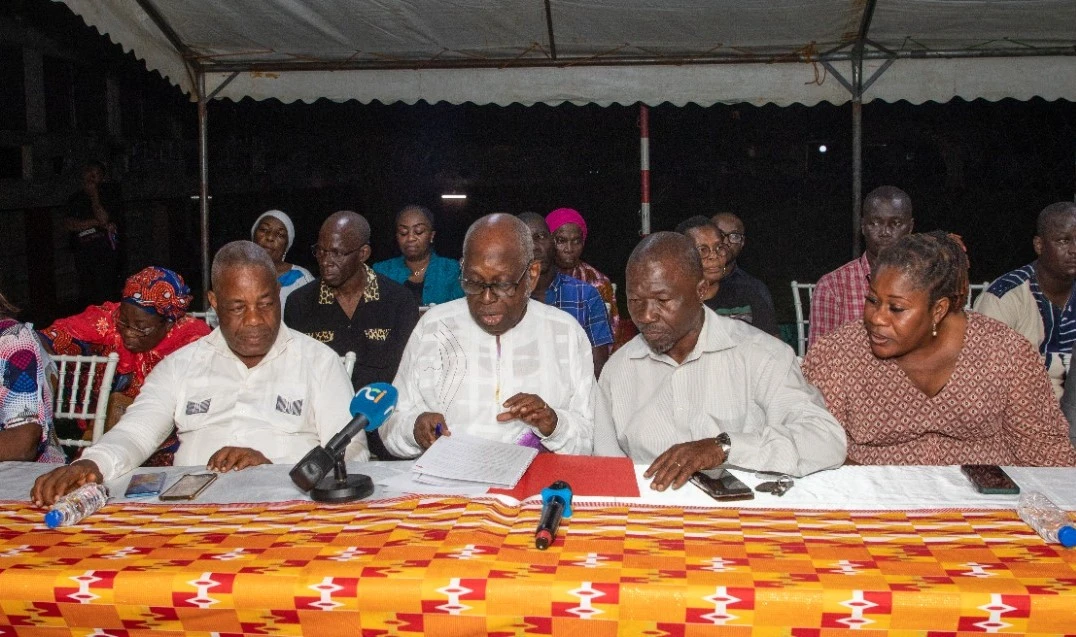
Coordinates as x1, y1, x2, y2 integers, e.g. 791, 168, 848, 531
1, 0, 1074, 334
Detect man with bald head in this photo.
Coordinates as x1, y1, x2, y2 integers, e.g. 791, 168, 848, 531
380, 213, 596, 458
32, 241, 359, 506
285, 210, 419, 459
976, 201, 1076, 399
809, 186, 914, 346
594, 232, 845, 489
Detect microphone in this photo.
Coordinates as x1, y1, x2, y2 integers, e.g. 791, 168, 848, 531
289, 382, 398, 500
535, 480, 573, 550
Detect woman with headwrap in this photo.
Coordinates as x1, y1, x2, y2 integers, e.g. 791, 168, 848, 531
251, 209, 315, 309
39, 266, 212, 465
546, 207, 622, 348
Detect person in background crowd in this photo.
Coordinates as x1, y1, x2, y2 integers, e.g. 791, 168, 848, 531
803, 231, 1076, 466
30, 241, 361, 507
64, 161, 122, 308
250, 209, 315, 310
518, 212, 612, 378
0, 290, 63, 463
381, 214, 596, 458
974, 201, 1076, 399
594, 232, 846, 489
38, 267, 211, 465
285, 211, 419, 460
546, 207, 623, 347
674, 215, 732, 311
373, 204, 464, 307
809, 186, 915, 347
708, 211, 779, 336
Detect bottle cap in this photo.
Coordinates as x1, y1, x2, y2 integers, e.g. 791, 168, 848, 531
44, 509, 63, 529
1058, 525, 1076, 548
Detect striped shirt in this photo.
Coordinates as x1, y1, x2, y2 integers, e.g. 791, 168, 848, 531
974, 262, 1076, 398
594, 308, 847, 477
546, 272, 613, 348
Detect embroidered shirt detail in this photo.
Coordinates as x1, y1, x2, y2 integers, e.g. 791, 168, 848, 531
309, 330, 334, 343
365, 328, 390, 341
275, 396, 303, 416
317, 266, 381, 305
185, 398, 211, 415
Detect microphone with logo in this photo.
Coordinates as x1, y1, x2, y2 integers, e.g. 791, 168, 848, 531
289, 382, 398, 502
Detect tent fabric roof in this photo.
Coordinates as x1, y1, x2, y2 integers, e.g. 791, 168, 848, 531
58, 0, 1076, 106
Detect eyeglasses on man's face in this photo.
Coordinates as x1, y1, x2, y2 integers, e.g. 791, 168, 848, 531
311, 244, 363, 261
459, 267, 530, 299
717, 230, 745, 245
696, 243, 726, 260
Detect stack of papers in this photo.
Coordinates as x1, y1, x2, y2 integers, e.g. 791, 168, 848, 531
412, 433, 538, 488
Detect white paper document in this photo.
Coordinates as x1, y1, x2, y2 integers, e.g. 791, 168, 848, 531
412, 433, 538, 488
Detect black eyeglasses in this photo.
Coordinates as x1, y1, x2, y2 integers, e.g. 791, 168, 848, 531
311, 244, 363, 261
114, 314, 159, 337
460, 267, 530, 298
717, 230, 745, 245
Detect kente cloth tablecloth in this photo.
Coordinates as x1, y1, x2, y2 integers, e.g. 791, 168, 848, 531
1, 496, 1074, 636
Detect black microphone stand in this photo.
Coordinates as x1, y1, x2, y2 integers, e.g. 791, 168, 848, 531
310, 451, 374, 503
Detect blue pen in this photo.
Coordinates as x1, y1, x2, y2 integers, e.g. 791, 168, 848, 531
435, 423, 443, 438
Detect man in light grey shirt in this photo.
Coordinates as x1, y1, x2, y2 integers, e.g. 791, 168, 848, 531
594, 232, 846, 490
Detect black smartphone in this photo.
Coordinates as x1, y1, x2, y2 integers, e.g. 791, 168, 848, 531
160, 472, 219, 501
124, 472, 167, 498
961, 464, 1020, 495
690, 469, 755, 501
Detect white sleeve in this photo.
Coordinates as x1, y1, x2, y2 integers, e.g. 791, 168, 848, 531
80, 355, 182, 480
309, 346, 368, 462
592, 375, 627, 457
380, 326, 429, 459
539, 321, 595, 454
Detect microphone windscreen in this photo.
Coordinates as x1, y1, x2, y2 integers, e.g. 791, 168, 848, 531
290, 446, 335, 491
349, 382, 398, 431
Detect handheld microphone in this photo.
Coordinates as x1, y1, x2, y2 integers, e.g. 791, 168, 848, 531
289, 382, 398, 498
535, 480, 573, 550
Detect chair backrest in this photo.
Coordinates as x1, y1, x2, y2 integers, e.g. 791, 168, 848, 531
341, 351, 357, 378
52, 352, 120, 449
189, 309, 219, 328
791, 280, 816, 357
967, 281, 990, 310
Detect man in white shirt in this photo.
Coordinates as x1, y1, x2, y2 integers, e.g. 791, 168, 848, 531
380, 213, 595, 458
594, 232, 846, 489
31, 241, 359, 506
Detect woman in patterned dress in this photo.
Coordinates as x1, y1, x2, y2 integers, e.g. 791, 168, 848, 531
38, 267, 211, 464
802, 231, 1076, 466
0, 290, 64, 462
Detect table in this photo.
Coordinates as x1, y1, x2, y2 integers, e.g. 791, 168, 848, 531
1, 462, 1074, 635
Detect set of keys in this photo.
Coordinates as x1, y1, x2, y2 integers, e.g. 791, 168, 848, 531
754, 474, 794, 496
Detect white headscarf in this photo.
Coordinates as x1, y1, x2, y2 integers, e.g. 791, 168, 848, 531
250, 209, 296, 252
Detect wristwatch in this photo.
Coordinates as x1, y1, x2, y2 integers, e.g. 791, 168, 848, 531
715, 432, 732, 462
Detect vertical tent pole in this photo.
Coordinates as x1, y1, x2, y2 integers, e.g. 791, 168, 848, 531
851, 68, 863, 259
640, 103, 651, 236
198, 69, 210, 304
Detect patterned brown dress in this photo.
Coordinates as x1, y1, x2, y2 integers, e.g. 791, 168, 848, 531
802, 312, 1076, 466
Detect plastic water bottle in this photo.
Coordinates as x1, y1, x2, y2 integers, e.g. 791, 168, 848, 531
1017, 492, 1076, 547
44, 483, 110, 529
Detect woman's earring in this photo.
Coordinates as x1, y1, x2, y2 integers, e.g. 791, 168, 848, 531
932, 321, 938, 337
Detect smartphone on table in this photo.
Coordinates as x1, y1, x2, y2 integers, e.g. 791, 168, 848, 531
690, 469, 755, 501
159, 472, 219, 501
124, 472, 167, 498
960, 464, 1020, 495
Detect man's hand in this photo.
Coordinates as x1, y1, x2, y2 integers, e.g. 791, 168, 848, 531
207, 447, 270, 472
643, 439, 726, 492
415, 412, 448, 449
497, 393, 557, 436
31, 460, 104, 507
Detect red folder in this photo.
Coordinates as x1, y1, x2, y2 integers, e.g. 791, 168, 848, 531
489, 454, 640, 500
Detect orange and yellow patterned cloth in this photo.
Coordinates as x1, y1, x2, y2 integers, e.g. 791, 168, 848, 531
1, 496, 1074, 636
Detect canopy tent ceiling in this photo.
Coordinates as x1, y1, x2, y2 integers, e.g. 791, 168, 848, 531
58, 0, 1076, 106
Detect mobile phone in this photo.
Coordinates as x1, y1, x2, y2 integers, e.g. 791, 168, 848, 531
159, 472, 218, 501
690, 469, 755, 501
960, 464, 1020, 495
124, 472, 167, 498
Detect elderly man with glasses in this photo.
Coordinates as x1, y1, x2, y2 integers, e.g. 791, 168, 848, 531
284, 210, 419, 459
379, 213, 596, 458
